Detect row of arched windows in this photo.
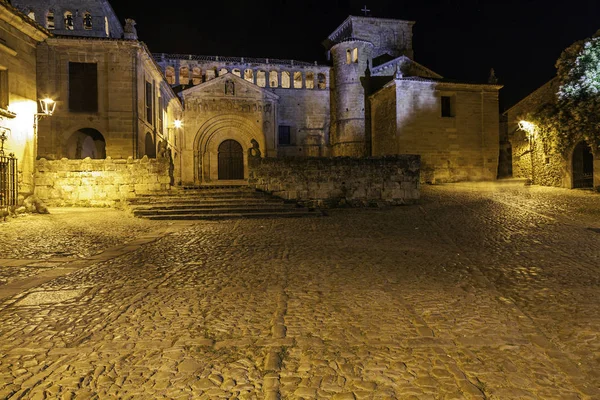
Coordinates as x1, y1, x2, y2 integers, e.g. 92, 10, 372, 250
165, 66, 327, 90
27, 10, 95, 31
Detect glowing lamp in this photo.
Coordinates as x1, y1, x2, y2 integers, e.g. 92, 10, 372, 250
518, 120, 536, 137
39, 98, 56, 116
173, 119, 182, 129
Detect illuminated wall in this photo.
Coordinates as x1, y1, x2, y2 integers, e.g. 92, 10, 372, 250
0, 1, 49, 195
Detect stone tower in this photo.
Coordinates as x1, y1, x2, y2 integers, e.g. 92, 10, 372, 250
11, 0, 124, 39
324, 16, 415, 157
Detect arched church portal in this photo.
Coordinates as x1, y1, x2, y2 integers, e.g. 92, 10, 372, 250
66, 128, 106, 159
572, 141, 594, 188
218, 139, 244, 180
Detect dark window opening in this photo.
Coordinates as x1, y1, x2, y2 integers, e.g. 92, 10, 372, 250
278, 125, 291, 146
441, 96, 455, 118
64, 12, 74, 30
145, 81, 154, 125
83, 12, 92, 30
69, 62, 98, 112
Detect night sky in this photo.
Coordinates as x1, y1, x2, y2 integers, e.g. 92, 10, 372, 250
110, 0, 600, 111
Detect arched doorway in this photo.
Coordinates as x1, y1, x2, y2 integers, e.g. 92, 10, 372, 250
572, 141, 594, 188
66, 128, 106, 159
218, 139, 244, 180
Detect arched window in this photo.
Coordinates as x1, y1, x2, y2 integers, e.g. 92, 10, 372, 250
306, 72, 315, 89
232, 68, 241, 77
66, 129, 106, 159
192, 67, 202, 85
179, 66, 189, 85
219, 68, 228, 76
165, 66, 175, 85
46, 11, 55, 29
293, 71, 303, 89
317, 73, 326, 89
346, 49, 351, 64
256, 70, 266, 87
64, 11, 74, 30
352, 48, 359, 63
83, 12, 92, 30
281, 71, 290, 88
206, 68, 216, 81
269, 71, 279, 88
244, 69, 254, 83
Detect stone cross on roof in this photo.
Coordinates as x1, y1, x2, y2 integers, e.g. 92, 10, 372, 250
361, 5, 370, 16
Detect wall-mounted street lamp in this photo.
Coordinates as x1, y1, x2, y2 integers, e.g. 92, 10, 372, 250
518, 120, 536, 140
0, 126, 11, 156
33, 98, 56, 159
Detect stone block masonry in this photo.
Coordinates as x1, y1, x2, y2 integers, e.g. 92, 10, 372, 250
34, 157, 172, 206
248, 155, 420, 208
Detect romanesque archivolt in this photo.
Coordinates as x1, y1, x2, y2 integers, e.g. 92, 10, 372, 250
185, 99, 272, 114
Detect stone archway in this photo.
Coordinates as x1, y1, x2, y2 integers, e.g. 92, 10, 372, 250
65, 128, 106, 159
193, 115, 265, 184
572, 141, 594, 188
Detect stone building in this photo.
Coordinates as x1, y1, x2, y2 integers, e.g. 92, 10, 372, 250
156, 15, 503, 185
505, 78, 599, 190
5, 0, 503, 207
0, 0, 49, 197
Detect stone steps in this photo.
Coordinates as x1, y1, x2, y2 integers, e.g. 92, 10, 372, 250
126, 185, 323, 220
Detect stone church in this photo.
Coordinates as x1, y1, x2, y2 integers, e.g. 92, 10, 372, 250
1, 0, 502, 207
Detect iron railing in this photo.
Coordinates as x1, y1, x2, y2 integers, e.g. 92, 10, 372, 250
0, 153, 18, 210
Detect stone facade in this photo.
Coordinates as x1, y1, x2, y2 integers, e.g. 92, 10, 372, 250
505, 78, 600, 189
0, 1, 49, 195
248, 155, 420, 208
34, 156, 172, 206
371, 79, 501, 183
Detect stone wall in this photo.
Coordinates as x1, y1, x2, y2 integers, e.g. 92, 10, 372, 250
34, 156, 172, 206
248, 155, 420, 208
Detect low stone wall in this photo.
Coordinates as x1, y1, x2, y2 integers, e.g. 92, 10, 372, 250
248, 155, 420, 208
34, 156, 172, 206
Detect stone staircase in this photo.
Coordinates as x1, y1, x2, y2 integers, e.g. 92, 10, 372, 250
125, 184, 323, 220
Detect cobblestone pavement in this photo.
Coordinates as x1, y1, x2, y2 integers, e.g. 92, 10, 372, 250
0, 181, 599, 399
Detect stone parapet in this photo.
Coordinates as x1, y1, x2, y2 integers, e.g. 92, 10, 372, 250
34, 156, 172, 206
248, 155, 420, 208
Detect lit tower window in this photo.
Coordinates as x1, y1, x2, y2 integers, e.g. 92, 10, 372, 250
64, 11, 74, 30
83, 12, 92, 30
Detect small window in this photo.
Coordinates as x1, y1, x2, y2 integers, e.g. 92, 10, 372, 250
257, 70, 266, 87
352, 48, 358, 63
219, 68, 228, 76
27, 11, 35, 20
46, 11, 55, 29
306, 72, 314, 89
64, 11, 74, 30
206, 68, 216, 81
244, 69, 254, 83
278, 125, 291, 145
269, 70, 279, 88
281, 71, 290, 88
179, 67, 189, 85
69, 62, 98, 112
317, 73, 326, 89
232, 68, 241, 77
145, 81, 154, 124
192, 67, 202, 85
165, 66, 175, 85
0, 68, 8, 110
293, 72, 302, 89
441, 95, 455, 117
83, 12, 92, 30
346, 49, 351, 64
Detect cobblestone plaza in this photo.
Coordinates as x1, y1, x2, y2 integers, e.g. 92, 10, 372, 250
0, 182, 599, 399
